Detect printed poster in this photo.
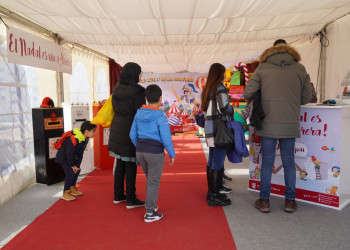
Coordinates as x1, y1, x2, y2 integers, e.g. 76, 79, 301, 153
141, 72, 206, 131
249, 108, 342, 208
48, 137, 60, 159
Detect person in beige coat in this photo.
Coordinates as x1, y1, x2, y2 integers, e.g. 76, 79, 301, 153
244, 40, 312, 213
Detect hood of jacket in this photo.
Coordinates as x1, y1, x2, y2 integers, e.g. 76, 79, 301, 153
259, 44, 301, 67
73, 128, 86, 143
119, 62, 141, 86
135, 106, 164, 122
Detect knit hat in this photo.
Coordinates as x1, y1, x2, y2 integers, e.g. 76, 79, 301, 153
40, 97, 55, 108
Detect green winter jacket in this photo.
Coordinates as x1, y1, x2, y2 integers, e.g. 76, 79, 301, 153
243, 44, 312, 138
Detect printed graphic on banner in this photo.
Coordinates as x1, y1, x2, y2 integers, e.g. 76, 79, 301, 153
49, 137, 60, 159
7, 26, 72, 74
141, 72, 206, 132
103, 128, 110, 145
248, 108, 342, 208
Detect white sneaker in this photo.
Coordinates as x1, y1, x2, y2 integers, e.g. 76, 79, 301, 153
144, 211, 163, 223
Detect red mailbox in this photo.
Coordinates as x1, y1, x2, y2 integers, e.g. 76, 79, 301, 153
93, 103, 114, 170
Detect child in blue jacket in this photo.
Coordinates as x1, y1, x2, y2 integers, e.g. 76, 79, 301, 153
130, 84, 175, 223
55, 121, 96, 201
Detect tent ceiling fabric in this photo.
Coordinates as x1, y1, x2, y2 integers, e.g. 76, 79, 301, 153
1, 0, 350, 72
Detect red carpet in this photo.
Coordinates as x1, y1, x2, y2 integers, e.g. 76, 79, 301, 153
4, 134, 236, 250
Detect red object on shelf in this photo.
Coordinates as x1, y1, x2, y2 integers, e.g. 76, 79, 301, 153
228, 85, 245, 101
170, 125, 197, 133
93, 104, 114, 170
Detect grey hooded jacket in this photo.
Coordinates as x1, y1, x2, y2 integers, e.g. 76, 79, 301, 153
243, 44, 312, 138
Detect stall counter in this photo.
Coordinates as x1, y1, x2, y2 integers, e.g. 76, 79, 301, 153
248, 104, 350, 210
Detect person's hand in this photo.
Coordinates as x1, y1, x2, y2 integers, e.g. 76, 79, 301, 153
192, 109, 198, 117
72, 166, 80, 174
168, 158, 175, 165
224, 76, 231, 82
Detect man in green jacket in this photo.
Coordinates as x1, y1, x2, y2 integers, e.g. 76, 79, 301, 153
244, 39, 312, 213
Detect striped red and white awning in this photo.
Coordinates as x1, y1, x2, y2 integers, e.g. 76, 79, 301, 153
167, 103, 181, 115
194, 106, 201, 113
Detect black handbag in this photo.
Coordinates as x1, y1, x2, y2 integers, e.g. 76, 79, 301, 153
250, 90, 265, 131
214, 119, 234, 150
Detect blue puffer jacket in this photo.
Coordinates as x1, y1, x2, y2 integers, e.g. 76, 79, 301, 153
226, 120, 249, 163
130, 106, 175, 158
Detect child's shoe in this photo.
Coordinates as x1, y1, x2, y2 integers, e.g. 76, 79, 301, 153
70, 186, 83, 196
61, 190, 76, 201
144, 211, 163, 223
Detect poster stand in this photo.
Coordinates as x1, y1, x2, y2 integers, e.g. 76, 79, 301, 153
248, 105, 350, 210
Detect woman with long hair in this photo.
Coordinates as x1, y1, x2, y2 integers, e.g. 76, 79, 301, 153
201, 63, 233, 206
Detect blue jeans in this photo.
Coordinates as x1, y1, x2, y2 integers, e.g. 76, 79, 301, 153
259, 137, 296, 200
208, 147, 226, 170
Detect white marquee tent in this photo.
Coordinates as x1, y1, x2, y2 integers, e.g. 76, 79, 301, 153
1, 0, 350, 96
1, 0, 350, 204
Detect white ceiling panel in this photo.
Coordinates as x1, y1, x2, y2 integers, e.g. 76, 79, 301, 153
0, 0, 350, 72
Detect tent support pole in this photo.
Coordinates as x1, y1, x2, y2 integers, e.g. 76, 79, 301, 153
56, 72, 64, 106
53, 34, 64, 106
319, 28, 327, 102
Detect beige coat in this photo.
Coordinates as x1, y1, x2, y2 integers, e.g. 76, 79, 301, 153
244, 44, 312, 138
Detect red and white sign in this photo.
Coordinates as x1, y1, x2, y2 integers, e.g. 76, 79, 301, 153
249, 180, 339, 208
249, 107, 343, 209
7, 26, 72, 74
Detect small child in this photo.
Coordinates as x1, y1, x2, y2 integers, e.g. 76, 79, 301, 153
55, 121, 97, 201
130, 84, 175, 223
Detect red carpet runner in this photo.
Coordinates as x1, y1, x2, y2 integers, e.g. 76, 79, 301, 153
4, 134, 236, 250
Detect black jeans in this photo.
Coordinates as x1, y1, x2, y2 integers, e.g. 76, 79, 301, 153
114, 159, 137, 202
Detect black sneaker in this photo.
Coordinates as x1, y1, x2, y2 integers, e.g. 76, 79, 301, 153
113, 195, 126, 204
219, 186, 232, 194
144, 211, 163, 223
223, 173, 232, 181
126, 199, 145, 209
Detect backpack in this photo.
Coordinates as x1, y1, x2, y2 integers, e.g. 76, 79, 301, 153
54, 131, 77, 150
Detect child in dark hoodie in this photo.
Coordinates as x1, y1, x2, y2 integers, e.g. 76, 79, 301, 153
55, 121, 96, 201
130, 84, 175, 223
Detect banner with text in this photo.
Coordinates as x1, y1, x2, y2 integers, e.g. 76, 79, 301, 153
7, 26, 72, 74
141, 72, 206, 114
248, 107, 342, 208
140, 72, 206, 132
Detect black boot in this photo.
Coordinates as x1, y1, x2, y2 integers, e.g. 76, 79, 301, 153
223, 168, 232, 181
207, 167, 227, 201
206, 166, 210, 201
219, 168, 232, 194
208, 170, 231, 207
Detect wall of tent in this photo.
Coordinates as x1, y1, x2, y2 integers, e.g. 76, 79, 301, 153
0, 20, 109, 205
